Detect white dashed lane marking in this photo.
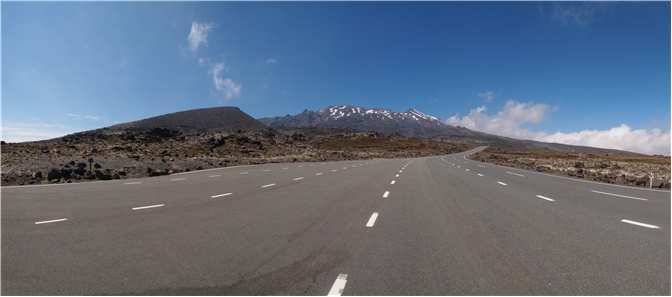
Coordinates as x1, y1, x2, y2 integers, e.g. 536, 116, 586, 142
497, 182, 507, 186
332, 170, 338, 172
591, 190, 647, 201
262, 183, 276, 188
536, 195, 555, 202
328, 274, 348, 296
282, 167, 288, 170
211, 193, 232, 198
35, 218, 67, 225
366, 212, 379, 227
395, 174, 399, 177
294, 177, 304, 180
383, 191, 389, 198
391, 180, 395, 184
316, 173, 323, 175
239, 172, 248, 175
132, 204, 164, 211
621, 220, 660, 229
465, 169, 470, 172
477, 174, 483, 177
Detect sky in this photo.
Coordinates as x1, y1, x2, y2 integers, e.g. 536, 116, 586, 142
2, 2, 670, 155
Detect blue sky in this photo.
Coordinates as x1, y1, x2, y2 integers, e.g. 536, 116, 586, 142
2, 2, 670, 155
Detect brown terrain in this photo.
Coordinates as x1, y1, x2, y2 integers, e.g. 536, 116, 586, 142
0, 126, 476, 187
469, 147, 671, 190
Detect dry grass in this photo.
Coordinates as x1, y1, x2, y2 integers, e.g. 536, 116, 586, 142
319, 137, 427, 150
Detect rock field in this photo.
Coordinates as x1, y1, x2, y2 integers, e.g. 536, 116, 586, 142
1, 126, 476, 186
469, 147, 671, 190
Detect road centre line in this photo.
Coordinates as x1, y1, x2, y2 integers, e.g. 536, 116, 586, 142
621, 219, 660, 229
366, 212, 379, 227
332, 170, 337, 172
507, 172, 525, 177
396, 174, 399, 177
477, 174, 483, 177
591, 190, 647, 201
132, 204, 164, 210
391, 180, 395, 184
536, 195, 555, 202
497, 182, 507, 186
35, 218, 67, 225
343, 167, 348, 169
383, 191, 389, 198
316, 173, 323, 175
328, 274, 348, 296
262, 183, 276, 188
399, 170, 402, 172
209, 175, 221, 177
294, 177, 304, 180
211, 193, 232, 198
125, 182, 142, 185
171, 178, 185, 181
465, 169, 470, 171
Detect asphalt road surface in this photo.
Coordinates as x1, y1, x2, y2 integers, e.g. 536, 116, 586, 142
2, 147, 670, 295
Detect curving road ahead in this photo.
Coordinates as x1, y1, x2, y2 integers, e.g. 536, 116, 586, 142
2, 147, 669, 295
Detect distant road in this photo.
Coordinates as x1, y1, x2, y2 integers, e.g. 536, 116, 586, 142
2, 147, 669, 295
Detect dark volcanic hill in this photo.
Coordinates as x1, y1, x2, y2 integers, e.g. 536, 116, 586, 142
109, 107, 270, 134
259, 105, 644, 156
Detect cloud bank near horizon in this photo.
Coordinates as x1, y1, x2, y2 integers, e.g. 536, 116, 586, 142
445, 100, 670, 156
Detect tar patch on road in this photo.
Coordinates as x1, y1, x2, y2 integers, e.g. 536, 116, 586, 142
129, 248, 349, 295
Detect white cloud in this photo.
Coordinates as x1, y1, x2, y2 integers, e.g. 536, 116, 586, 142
266, 58, 277, 64
208, 62, 241, 98
551, 2, 605, 26
477, 91, 497, 101
187, 21, 215, 52
1, 122, 78, 143
445, 100, 670, 155
67, 114, 101, 121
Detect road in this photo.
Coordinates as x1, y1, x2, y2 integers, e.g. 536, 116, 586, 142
2, 147, 669, 295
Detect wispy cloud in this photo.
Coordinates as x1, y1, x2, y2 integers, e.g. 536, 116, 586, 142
477, 91, 498, 102
1, 122, 78, 143
67, 114, 101, 121
187, 21, 216, 52
265, 58, 277, 64
445, 100, 670, 155
551, 2, 606, 26
208, 62, 241, 98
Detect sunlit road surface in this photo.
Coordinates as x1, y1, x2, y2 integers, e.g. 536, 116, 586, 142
2, 147, 669, 295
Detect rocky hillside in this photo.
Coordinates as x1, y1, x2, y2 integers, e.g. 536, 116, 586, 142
1, 126, 476, 186
109, 106, 270, 134
469, 147, 670, 189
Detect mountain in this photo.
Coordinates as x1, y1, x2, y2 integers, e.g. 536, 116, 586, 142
109, 107, 270, 134
258, 105, 450, 138
259, 105, 644, 156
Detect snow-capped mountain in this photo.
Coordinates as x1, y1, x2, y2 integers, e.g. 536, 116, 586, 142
258, 105, 451, 138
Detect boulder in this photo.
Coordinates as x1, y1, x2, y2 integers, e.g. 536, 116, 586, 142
60, 168, 73, 179
612, 164, 621, 170
68, 160, 76, 165
77, 162, 87, 168
94, 169, 112, 180
185, 168, 191, 172
567, 170, 577, 177
195, 165, 203, 170
112, 173, 120, 180
626, 177, 636, 183
147, 167, 154, 174
662, 183, 671, 189
118, 169, 127, 176
600, 163, 609, 169
84, 173, 96, 180
614, 175, 628, 185
646, 178, 663, 188
130, 155, 140, 160
47, 168, 62, 181
32, 171, 43, 179
93, 163, 102, 169
149, 171, 169, 177
73, 167, 86, 175
574, 162, 585, 168
576, 173, 584, 178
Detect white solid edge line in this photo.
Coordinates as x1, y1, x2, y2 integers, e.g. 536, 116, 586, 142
478, 165, 485, 167
366, 212, 379, 227
132, 204, 164, 210
383, 191, 389, 198
328, 274, 348, 296
391, 180, 395, 184
591, 190, 647, 201
536, 195, 555, 202
125, 182, 142, 184
209, 175, 221, 177
621, 219, 660, 229
497, 182, 507, 186
294, 177, 304, 180
477, 174, 483, 176
35, 218, 67, 225
262, 183, 276, 188
171, 178, 185, 181
211, 193, 232, 198
507, 172, 525, 177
